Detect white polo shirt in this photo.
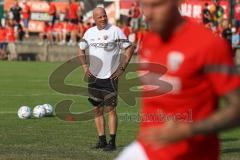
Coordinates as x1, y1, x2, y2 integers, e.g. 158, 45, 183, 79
79, 24, 131, 79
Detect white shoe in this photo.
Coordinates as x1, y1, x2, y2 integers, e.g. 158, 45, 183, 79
59, 40, 66, 45
71, 42, 77, 46
62, 40, 66, 45
67, 40, 73, 46
67, 42, 72, 46
38, 41, 44, 45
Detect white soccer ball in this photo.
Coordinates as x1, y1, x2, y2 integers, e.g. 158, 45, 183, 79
33, 105, 46, 118
18, 106, 32, 119
42, 104, 54, 116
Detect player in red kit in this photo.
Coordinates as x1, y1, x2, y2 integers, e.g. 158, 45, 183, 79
68, 0, 79, 24
116, 0, 240, 160
22, 0, 30, 38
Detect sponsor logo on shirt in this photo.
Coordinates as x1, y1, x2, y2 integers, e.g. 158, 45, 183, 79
167, 51, 185, 72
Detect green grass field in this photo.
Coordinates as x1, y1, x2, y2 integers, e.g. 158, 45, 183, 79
0, 61, 240, 160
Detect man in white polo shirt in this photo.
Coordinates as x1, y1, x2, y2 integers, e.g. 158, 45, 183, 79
78, 7, 134, 151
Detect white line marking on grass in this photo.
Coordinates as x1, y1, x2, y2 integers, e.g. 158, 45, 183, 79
0, 93, 59, 97
0, 79, 48, 82
0, 111, 16, 114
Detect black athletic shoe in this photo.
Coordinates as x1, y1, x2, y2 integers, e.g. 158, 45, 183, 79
103, 141, 116, 151
92, 141, 107, 149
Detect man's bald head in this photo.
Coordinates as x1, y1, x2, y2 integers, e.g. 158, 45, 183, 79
93, 7, 108, 30
93, 7, 106, 18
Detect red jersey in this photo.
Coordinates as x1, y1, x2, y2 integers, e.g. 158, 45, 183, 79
69, 3, 78, 19
122, 26, 131, 38
6, 27, 15, 42
130, 6, 141, 18
138, 18, 240, 160
43, 24, 52, 33
53, 22, 63, 32
235, 4, 240, 20
48, 3, 56, 15
0, 28, 6, 42
22, 4, 31, 19
67, 23, 76, 31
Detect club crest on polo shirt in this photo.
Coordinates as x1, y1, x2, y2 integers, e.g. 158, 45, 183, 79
167, 51, 184, 72
103, 35, 108, 40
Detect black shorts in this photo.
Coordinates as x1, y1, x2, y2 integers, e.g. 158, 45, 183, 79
70, 19, 78, 25
88, 75, 118, 107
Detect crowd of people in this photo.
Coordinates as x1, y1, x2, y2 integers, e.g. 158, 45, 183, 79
0, 0, 29, 60
37, 1, 143, 47
0, 0, 145, 60
203, 0, 240, 46
0, 20, 18, 60
38, 20, 91, 46
0, 0, 86, 59
0, 0, 36, 60
38, 0, 87, 46
1, 0, 240, 60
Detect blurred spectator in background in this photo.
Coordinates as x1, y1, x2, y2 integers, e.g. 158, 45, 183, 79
8, 1, 25, 42
128, 28, 136, 44
205, 21, 220, 36
221, 20, 232, 45
38, 22, 52, 45
48, 1, 57, 27
212, 24, 220, 35
0, 23, 7, 60
127, 27, 146, 54
76, 21, 84, 40
202, 3, 211, 25
67, 21, 78, 46
128, 2, 141, 30
64, 5, 69, 22
205, 21, 212, 30
232, 26, 240, 46
122, 22, 131, 39
52, 19, 64, 45
68, 0, 79, 24
78, 0, 85, 23
135, 27, 146, 53
15, 21, 24, 41
235, 0, 240, 30
6, 20, 17, 60
59, 19, 69, 45
21, 0, 31, 38
210, 0, 224, 27
10, 1, 22, 25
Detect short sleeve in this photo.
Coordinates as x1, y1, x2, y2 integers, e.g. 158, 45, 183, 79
204, 38, 240, 96
116, 27, 131, 49
79, 31, 89, 50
